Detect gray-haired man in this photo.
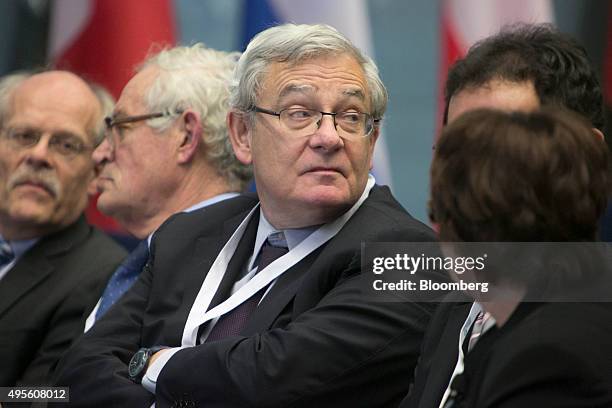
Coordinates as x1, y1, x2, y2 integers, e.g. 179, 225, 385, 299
57, 24, 437, 407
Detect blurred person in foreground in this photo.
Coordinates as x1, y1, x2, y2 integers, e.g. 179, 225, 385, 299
402, 23, 607, 408
83, 44, 252, 331
428, 108, 612, 407
0, 70, 126, 387
56, 23, 439, 407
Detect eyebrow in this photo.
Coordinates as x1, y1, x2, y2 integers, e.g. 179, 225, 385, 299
278, 84, 314, 101
277, 84, 367, 104
8, 125, 88, 143
342, 88, 366, 101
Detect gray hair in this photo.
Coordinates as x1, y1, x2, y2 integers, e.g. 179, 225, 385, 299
0, 72, 32, 128
87, 81, 115, 146
139, 43, 252, 190
230, 23, 388, 120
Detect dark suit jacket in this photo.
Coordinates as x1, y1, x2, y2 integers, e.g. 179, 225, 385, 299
0, 216, 126, 387
55, 187, 440, 408
452, 302, 612, 408
399, 293, 471, 408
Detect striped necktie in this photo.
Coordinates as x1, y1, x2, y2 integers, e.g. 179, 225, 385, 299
206, 234, 288, 341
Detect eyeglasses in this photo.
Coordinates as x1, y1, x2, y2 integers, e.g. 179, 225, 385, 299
1, 127, 91, 158
252, 107, 379, 139
104, 109, 184, 144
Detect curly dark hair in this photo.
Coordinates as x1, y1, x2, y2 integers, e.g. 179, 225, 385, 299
430, 108, 609, 242
443, 24, 604, 130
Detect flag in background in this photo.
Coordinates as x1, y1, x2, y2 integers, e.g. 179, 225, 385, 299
438, 0, 554, 126
242, 0, 393, 188
48, 0, 176, 237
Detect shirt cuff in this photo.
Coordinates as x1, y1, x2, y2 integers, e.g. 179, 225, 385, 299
141, 346, 188, 394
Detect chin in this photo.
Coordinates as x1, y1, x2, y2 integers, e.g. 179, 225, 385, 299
307, 184, 358, 207
96, 191, 122, 213
10, 206, 55, 225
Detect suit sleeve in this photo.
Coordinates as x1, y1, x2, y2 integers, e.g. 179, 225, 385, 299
156, 255, 437, 408
53, 261, 155, 408
16, 265, 115, 386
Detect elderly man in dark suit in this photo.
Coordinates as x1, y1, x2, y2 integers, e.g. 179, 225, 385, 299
0, 71, 126, 387
56, 24, 439, 407
82, 44, 252, 332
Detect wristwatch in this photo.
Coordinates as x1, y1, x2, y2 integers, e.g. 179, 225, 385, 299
128, 346, 167, 382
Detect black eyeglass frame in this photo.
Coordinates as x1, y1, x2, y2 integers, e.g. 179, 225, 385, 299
251, 106, 380, 137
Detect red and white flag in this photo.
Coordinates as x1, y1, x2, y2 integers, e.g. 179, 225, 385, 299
48, 0, 177, 233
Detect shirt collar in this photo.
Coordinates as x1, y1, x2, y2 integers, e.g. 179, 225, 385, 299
0, 234, 38, 260
248, 209, 318, 271
147, 192, 240, 247
182, 192, 240, 213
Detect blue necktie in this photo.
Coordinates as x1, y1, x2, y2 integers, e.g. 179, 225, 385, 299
205, 235, 288, 341
0, 239, 14, 268
95, 240, 149, 320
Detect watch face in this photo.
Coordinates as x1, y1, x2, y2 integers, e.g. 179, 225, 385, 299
129, 349, 148, 379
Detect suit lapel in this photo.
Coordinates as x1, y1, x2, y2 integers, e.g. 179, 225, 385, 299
0, 254, 53, 318
242, 247, 323, 336
207, 211, 260, 311
0, 217, 89, 318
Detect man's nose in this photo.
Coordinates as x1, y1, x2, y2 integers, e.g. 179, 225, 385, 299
309, 114, 343, 151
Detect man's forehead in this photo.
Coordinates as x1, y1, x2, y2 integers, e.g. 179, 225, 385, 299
10, 82, 98, 136
261, 56, 369, 105
278, 83, 366, 101
448, 79, 540, 122
116, 67, 158, 113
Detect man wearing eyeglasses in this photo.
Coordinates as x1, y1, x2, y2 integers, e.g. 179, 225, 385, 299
56, 24, 438, 407
0, 70, 126, 387
81, 44, 253, 331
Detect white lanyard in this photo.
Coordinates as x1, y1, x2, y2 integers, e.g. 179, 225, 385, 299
181, 175, 376, 346
438, 302, 482, 408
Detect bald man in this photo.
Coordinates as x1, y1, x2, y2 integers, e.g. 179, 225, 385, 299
0, 71, 126, 387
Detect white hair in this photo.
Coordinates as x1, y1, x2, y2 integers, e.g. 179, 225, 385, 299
0, 72, 32, 127
139, 43, 252, 190
87, 81, 115, 145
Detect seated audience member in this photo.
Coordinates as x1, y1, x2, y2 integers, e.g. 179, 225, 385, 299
0, 71, 126, 386
84, 44, 252, 330
428, 108, 612, 407
402, 23, 607, 408
55, 23, 439, 407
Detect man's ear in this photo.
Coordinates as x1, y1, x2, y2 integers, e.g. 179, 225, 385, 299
227, 110, 253, 165
177, 110, 201, 164
594, 128, 605, 140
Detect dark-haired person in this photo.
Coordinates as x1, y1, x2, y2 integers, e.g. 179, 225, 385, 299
402, 23, 607, 408
429, 108, 612, 407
